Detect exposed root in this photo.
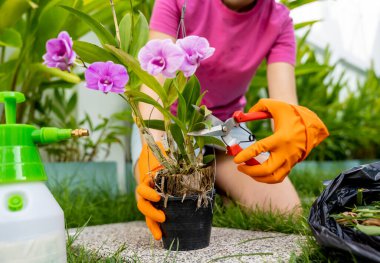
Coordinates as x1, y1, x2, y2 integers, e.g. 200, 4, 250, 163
155, 166, 214, 208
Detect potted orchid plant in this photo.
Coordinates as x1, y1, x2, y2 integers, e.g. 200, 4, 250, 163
43, 2, 225, 250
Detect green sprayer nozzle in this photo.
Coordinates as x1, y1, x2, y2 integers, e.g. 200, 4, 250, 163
0, 91, 89, 184
32, 127, 89, 144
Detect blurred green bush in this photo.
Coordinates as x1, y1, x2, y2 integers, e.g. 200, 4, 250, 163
0, 0, 145, 161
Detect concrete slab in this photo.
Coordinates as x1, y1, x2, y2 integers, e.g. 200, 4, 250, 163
69, 221, 303, 262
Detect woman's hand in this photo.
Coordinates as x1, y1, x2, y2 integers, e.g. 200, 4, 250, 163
234, 99, 329, 184
136, 142, 166, 240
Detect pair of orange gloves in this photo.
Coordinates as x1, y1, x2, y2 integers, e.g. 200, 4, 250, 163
136, 99, 329, 240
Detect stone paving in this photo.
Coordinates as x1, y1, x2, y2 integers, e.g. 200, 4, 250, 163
69, 221, 304, 262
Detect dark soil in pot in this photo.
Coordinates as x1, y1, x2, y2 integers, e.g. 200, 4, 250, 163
154, 166, 215, 251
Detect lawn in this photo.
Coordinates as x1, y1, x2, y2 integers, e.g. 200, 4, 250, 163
54, 162, 363, 262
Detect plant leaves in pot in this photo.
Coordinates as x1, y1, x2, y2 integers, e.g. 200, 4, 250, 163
57, 8, 222, 249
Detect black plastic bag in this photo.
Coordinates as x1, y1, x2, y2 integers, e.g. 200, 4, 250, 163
308, 161, 380, 262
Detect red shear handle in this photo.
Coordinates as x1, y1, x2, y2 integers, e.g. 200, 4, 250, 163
227, 144, 260, 166
233, 111, 272, 123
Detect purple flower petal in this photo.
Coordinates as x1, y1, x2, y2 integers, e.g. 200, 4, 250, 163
180, 61, 198, 77
98, 76, 114, 93
138, 39, 185, 78
110, 86, 126, 94
58, 31, 73, 49
176, 36, 215, 77
85, 61, 129, 94
161, 39, 185, 75
109, 62, 129, 88
84, 66, 101, 90
147, 57, 166, 75
138, 39, 163, 71
43, 31, 76, 72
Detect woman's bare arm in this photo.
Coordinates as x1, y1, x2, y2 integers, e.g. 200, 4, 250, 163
267, 62, 298, 105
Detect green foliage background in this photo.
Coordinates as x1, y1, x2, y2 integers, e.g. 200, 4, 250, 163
1, 0, 379, 161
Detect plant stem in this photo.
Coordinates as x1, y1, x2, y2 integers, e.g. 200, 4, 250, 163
185, 134, 196, 165
109, 0, 121, 47
119, 93, 176, 173
1, 46, 5, 64
77, 56, 88, 69
129, 0, 134, 45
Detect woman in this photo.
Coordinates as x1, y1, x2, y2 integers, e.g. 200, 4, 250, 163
133, 0, 329, 240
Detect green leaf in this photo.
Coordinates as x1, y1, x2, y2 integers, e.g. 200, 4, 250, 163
40, 79, 77, 90
170, 123, 187, 157
0, 0, 30, 30
175, 71, 187, 92
129, 11, 149, 57
66, 92, 77, 114
203, 154, 215, 164
34, 64, 81, 84
200, 105, 212, 117
105, 45, 167, 101
177, 89, 187, 123
0, 28, 22, 47
84, 113, 94, 131
355, 224, 380, 236
195, 136, 205, 150
284, 0, 318, 10
73, 41, 119, 63
203, 136, 226, 149
251, 75, 267, 87
143, 119, 165, 131
165, 71, 187, 106
183, 75, 201, 106
294, 20, 320, 30
35, 0, 74, 56
196, 91, 207, 106
124, 89, 186, 131
295, 64, 329, 76
189, 108, 207, 132
182, 75, 201, 121
60, 5, 117, 47
128, 73, 143, 89
119, 13, 132, 53
0, 60, 16, 90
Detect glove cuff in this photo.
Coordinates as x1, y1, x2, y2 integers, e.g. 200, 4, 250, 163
292, 105, 329, 161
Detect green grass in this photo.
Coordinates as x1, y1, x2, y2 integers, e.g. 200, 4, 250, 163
51, 182, 143, 229
53, 163, 361, 262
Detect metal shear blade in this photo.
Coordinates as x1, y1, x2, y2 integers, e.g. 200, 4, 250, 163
188, 105, 234, 137
187, 125, 225, 137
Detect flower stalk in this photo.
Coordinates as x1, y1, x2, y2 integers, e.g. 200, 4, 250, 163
109, 0, 121, 47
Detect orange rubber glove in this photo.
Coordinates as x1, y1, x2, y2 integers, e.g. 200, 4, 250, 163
136, 142, 166, 240
234, 99, 329, 184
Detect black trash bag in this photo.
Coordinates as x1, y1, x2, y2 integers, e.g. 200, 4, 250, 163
308, 161, 380, 262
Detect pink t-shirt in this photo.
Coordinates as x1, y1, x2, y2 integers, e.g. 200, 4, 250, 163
150, 0, 296, 121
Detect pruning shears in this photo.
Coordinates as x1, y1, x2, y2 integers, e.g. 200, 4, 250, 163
188, 106, 272, 166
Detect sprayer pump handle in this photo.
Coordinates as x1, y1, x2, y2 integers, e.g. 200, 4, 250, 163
0, 92, 25, 124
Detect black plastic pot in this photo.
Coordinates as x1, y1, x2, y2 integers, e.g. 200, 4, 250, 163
155, 190, 215, 251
